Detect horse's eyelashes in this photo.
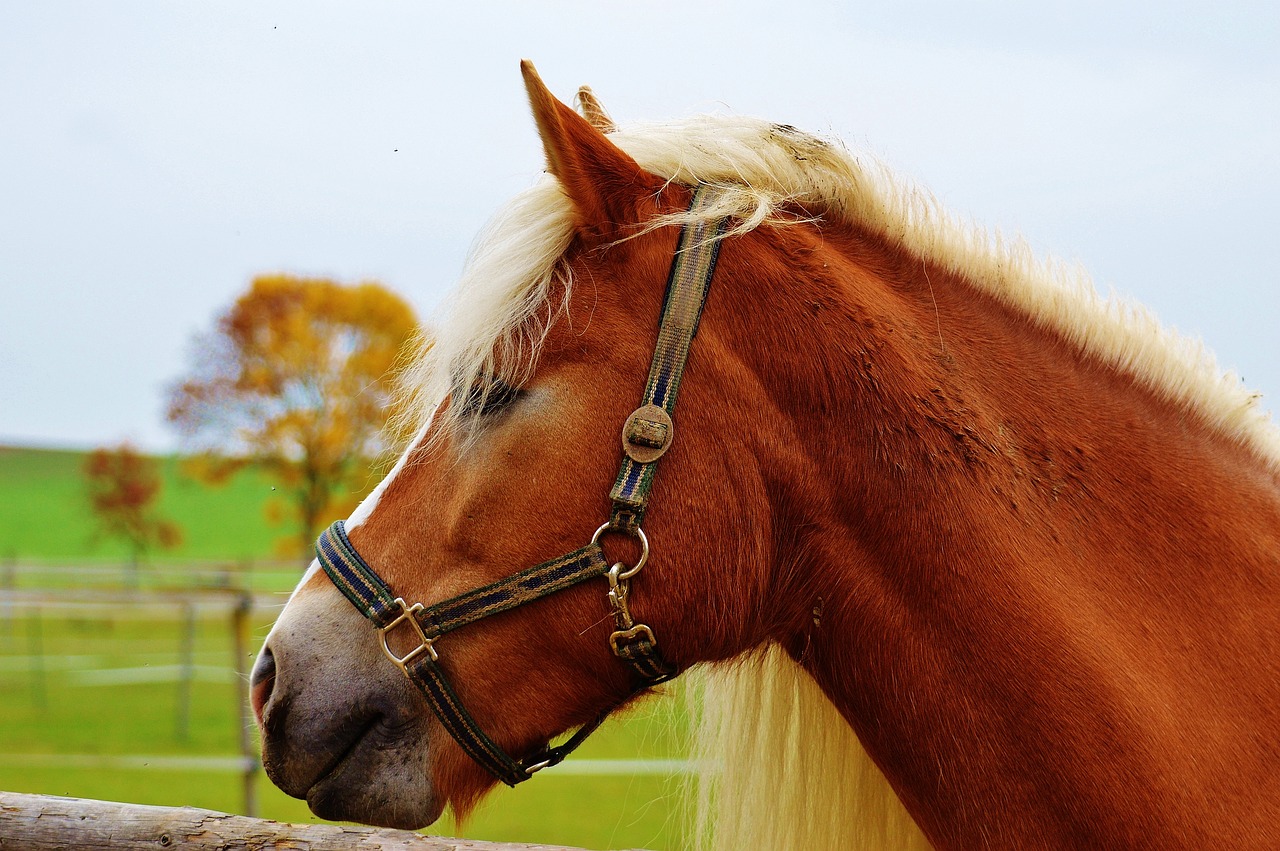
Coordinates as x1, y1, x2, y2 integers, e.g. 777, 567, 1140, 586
459, 376, 521, 417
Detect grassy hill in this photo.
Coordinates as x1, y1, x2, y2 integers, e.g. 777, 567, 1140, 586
0, 445, 293, 562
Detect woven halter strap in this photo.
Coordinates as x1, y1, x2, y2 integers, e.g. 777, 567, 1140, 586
315, 184, 729, 787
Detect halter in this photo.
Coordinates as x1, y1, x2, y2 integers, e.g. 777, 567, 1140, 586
314, 185, 730, 786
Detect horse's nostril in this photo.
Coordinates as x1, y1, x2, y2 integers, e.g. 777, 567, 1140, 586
250, 645, 277, 725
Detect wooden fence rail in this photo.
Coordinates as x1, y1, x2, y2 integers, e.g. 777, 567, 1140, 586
0, 792, 604, 851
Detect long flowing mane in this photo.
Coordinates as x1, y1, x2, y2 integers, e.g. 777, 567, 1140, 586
396, 114, 1280, 849
400, 114, 1278, 468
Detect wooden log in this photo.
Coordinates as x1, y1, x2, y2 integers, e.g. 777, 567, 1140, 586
0, 791, 598, 851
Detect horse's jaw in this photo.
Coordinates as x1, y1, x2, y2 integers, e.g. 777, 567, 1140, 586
253, 571, 443, 829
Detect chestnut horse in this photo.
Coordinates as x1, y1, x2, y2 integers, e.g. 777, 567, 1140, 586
251, 62, 1280, 849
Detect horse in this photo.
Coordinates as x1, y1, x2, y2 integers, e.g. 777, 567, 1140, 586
249, 61, 1280, 849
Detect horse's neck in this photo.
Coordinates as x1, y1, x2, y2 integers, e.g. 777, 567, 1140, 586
737, 223, 1280, 847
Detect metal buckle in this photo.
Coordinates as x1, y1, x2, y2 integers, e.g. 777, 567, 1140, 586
379, 598, 436, 672
609, 624, 657, 657
522, 756, 555, 775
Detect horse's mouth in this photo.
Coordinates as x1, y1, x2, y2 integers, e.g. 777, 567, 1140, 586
301, 714, 443, 829
308, 714, 382, 792
261, 707, 379, 799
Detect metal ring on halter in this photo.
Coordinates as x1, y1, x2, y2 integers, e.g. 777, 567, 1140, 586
591, 522, 649, 579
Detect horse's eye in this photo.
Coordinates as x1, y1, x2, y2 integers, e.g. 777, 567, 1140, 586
458, 376, 520, 417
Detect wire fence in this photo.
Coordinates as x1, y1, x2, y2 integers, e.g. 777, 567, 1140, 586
0, 559, 696, 823
0, 560, 281, 816
0, 556, 306, 594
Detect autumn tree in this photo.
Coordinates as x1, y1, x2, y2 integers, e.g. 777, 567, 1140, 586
83, 442, 182, 578
167, 274, 420, 559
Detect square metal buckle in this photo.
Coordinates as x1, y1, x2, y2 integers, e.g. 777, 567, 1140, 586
609, 624, 657, 658
379, 597, 436, 672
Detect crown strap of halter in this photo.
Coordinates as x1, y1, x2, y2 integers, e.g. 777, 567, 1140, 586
314, 184, 729, 787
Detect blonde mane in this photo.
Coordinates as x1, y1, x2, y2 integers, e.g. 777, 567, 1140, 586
397, 113, 1279, 850
401, 114, 1278, 469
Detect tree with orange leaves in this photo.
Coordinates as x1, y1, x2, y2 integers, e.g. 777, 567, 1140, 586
167, 275, 420, 559
83, 442, 182, 574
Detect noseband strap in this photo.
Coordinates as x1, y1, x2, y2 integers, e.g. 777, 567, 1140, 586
315, 184, 729, 786
319, 521, 613, 785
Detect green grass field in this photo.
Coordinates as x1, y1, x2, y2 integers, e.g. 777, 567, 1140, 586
0, 445, 695, 849
0, 445, 285, 562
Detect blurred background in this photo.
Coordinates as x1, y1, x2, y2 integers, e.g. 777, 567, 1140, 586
1, 2, 1276, 848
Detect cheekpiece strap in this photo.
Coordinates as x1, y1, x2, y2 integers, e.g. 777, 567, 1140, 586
609, 184, 730, 532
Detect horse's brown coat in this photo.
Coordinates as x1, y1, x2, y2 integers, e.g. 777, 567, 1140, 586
256, 65, 1280, 848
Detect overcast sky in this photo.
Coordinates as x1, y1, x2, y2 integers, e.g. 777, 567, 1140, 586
1, 1, 1276, 451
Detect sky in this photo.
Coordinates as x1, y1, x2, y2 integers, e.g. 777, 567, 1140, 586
1, 1, 1277, 451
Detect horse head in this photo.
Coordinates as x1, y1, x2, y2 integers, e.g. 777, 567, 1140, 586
250, 62, 795, 827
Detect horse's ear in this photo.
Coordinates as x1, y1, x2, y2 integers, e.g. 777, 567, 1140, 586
574, 85, 616, 133
521, 60, 659, 236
